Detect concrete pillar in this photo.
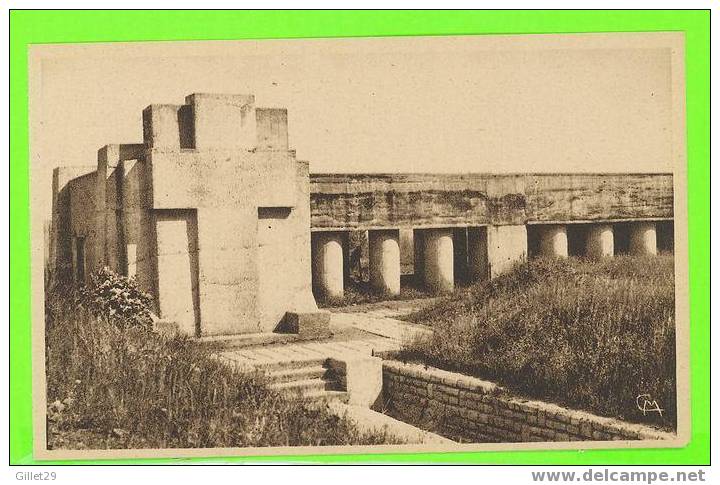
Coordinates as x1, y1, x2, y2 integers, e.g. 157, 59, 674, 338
312, 232, 345, 299
629, 222, 657, 256
369, 230, 401, 296
538, 225, 568, 258
586, 224, 614, 258
51, 166, 96, 281
423, 228, 454, 293
467, 227, 489, 281
487, 225, 527, 278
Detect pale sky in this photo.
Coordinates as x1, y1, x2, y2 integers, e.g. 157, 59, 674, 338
30, 34, 682, 216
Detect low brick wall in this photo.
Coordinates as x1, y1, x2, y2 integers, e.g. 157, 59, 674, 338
381, 361, 674, 443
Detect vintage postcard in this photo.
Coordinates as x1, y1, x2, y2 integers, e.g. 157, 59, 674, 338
29, 32, 689, 460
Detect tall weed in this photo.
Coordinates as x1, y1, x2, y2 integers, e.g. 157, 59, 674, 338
400, 256, 676, 429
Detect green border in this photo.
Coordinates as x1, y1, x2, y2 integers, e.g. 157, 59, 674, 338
10, 10, 710, 465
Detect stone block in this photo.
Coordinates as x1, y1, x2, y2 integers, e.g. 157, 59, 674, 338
142, 104, 182, 148
186, 93, 256, 150
280, 310, 331, 339
256, 108, 289, 150
329, 356, 383, 407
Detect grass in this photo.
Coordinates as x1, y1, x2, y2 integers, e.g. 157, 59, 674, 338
397, 255, 677, 430
45, 291, 401, 450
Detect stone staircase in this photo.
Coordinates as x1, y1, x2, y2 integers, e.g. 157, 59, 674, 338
262, 357, 349, 405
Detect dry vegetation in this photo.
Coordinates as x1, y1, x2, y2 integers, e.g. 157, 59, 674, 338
398, 255, 676, 430
45, 271, 400, 450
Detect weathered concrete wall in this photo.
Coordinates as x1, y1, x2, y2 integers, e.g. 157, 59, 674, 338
52, 93, 320, 337
65, 171, 97, 282
93, 144, 157, 309
143, 93, 317, 335
146, 148, 314, 335
381, 361, 673, 443
309, 173, 673, 230
51, 166, 96, 281
120, 159, 155, 292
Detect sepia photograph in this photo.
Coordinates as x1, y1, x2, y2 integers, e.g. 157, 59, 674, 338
29, 32, 689, 460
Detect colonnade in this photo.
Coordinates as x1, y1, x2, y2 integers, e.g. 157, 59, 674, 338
534, 221, 660, 258
311, 220, 668, 299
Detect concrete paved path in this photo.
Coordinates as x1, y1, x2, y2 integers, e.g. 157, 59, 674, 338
218, 335, 402, 369
218, 299, 434, 369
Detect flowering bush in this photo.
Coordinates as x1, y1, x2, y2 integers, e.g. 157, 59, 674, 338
79, 267, 153, 330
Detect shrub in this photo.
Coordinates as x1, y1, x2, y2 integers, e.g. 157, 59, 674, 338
399, 255, 676, 430
79, 267, 153, 330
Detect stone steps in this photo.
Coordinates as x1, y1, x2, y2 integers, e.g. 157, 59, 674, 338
269, 377, 330, 394
262, 358, 349, 405
266, 365, 328, 384
269, 378, 349, 404
261, 356, 328, 371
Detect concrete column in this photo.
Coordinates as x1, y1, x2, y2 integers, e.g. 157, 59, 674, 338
312, 232, 345, 299
538, 225, 568, 258
467, 227, 488, 281
487, 225, 527, 278
369, 230, 401, 296
423, 228, 454, 293
629, 222, 657, 256
586, 224, 614, 258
